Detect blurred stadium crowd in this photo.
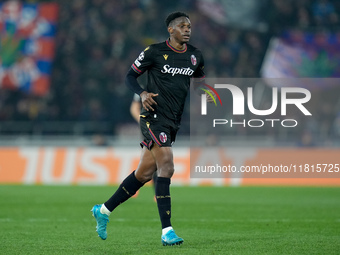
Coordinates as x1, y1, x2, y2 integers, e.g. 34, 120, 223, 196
0, 0, 340, 145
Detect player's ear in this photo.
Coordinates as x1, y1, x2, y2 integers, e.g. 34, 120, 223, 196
168, 26, 173, 34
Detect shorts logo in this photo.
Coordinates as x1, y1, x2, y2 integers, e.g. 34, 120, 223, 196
191, 55, 197, 66
159, 132, 167, 143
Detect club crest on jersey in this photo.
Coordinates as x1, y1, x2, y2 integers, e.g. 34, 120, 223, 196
191, 55, 197, 66
159, 132, 167, 143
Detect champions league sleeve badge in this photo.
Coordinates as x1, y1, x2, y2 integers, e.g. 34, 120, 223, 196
138, 51, 145, 61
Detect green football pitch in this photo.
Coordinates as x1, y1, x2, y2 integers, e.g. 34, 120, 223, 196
0, 185, 339, 255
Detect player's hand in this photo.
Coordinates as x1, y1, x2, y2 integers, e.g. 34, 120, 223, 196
140, 91, 158, 111
206, 90, 215, 103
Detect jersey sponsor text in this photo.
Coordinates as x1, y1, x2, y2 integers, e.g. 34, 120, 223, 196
161, 64, 194, 76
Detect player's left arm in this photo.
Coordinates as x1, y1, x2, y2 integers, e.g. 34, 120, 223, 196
192, 53, 214, 103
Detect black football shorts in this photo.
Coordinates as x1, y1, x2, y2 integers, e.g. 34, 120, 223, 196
139, 113, 179, 150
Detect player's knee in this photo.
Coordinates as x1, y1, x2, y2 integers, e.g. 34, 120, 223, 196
136, 174, 152, 184
158, 161, 174, 178
135, 171, 153, 183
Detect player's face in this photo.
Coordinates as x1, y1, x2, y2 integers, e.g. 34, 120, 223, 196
170, 17, 191, 44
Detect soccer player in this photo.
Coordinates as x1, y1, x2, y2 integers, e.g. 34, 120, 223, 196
92, 11, 205, 246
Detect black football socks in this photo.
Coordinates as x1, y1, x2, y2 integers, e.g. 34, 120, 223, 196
104, 170, 144, 212
155, 177, 172, 228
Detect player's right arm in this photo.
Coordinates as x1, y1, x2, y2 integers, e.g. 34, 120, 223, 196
130, 94, 141, 123
125, 46, 158, 111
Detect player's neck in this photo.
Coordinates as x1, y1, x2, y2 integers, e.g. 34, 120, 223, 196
168, 38, 186, 51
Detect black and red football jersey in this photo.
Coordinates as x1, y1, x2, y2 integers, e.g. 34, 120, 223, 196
131, 39, 205, 125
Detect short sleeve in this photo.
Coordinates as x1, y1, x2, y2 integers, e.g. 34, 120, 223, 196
131, 46, 154, 75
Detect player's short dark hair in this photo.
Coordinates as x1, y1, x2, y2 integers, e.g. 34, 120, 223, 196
165, 12, 189, 27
